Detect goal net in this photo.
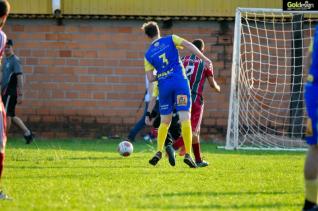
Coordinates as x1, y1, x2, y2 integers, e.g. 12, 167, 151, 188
226, 8, 317, 150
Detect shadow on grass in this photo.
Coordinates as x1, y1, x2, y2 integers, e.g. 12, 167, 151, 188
145, 191, 297, 198
6, 138, 306, 156
139, 202, 302, 210
6, 163, 146, 170
5, 138, 140, 153
140, 191, 301, 209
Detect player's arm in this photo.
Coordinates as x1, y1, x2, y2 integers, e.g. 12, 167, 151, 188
147, 79, 153, 99
305, 39, 313, 83
144, 57, 156, 82
145, 82, 158, 126
173, 35, 212, 69
145, 96, 157, 126
17, 74, 23, 102
207, 76, 221, 93
15, 59, 23, 103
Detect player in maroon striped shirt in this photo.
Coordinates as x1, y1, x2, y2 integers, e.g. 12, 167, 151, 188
0, 0, 10, 200
173, 39, 220, 167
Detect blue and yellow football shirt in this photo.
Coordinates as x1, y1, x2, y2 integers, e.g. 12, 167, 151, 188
308, 25, 318, 84
144, 35, 185, 80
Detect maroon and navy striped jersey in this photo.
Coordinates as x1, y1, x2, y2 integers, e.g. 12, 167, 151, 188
182, 55, 213, 104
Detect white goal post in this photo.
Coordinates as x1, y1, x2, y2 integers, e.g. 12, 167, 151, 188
226, 8, 318, 151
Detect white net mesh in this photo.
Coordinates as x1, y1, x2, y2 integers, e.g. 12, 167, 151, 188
226, 9, 317, 150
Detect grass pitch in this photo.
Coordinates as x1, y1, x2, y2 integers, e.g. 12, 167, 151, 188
0, 138, 305, 210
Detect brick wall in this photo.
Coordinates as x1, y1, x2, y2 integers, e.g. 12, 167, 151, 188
3, 19, 233, 140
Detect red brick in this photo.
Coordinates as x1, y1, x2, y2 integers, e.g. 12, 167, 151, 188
79, 26, 92, 33
117, 27, 132, 33
12, 25, 24, 32
93, 92, 105, 99
79, 75, 93, 83
33, 66, 48, 74
43, 115, 56, 122
29, 115, 41, 122
32, 50, 47, 57
26, 58, 38, 65
41, 42, 66, 49
66, 59, 79, 66
28, 25, 50, 32
39, 58, 65, 65
52, 91, 65, 98
50, 25, 65, 32
47, 50, 59, 57
46, 34, 58, 40
59, 50, 72, 57
66, 91, 78, 99
79, 92, 92, 99
83, 50, 97, 58
19, 49, 31, 57
79, 59, 104, 66
216, 118, 227, 127
57, 34, 73, 41
65, 26, 78, 33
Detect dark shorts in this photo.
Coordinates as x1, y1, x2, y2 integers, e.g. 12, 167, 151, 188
2, 95, 17, 117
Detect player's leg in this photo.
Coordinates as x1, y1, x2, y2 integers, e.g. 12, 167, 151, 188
12, 116, 33, 144
191, 102, 208, 167
178, 111, 192, 155
173, 137, 184, 151
164, 131, 175, 166
303, 87, 318, 210
6, 95, 33, 144
149, 86, 173, 166
193, 134, 208, 167
303, 118, 318, 210
2, 95, 11, 132
174, 76, 197, 168
304, 145, 318, 210
5, 116, 11, 133
178, 111, 196, 168
0, 103, 9, 200
149, 114, 172, 166
164, 114, 180, 166
157, 114, 172, 152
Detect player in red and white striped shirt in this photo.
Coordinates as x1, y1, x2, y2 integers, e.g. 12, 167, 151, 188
0, 0, 10, 200
173, 39, 220, 167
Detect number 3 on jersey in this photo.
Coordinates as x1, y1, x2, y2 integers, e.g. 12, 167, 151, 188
159, 53, 169, 66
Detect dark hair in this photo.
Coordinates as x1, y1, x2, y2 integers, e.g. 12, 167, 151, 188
0, 0, 9, 18
141, 21, 159, 38
6, 39, 12, 46
192, 39, 204, 52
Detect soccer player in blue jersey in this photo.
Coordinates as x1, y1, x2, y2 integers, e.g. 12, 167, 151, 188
141, 21, 212, 168
303, 25, 318, 211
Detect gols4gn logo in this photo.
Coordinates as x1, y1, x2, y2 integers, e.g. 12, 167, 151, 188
286, 1, 314, 10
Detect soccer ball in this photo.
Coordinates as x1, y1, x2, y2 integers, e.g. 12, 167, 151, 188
117, 141, 133, 157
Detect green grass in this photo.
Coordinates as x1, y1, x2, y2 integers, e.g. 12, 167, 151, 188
0, 138, 306, 210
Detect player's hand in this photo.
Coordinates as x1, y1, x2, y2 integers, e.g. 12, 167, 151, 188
214, 84, 221, 93
145, 116, 152, 126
